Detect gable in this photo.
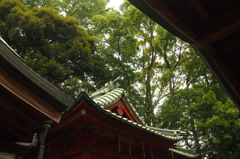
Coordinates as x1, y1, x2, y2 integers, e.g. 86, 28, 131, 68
105, 97, 142, 124
92, 88, 142, 124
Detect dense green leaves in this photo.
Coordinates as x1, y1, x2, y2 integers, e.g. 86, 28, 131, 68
19, 0, 110, 29
0, 0, 108, 94
1, 0, 240, 158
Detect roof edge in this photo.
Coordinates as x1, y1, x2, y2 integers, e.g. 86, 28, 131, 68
0, 37, 75, 109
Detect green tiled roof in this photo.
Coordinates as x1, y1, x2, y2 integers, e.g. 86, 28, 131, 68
169, 147, 199, 158
170, 147, 199, 158
147, 126, 181, 137
92, 88, 124, 107
89, 88, 199, 157
90, 88, 183, 141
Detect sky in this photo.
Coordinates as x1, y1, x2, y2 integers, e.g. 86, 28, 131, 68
107, 0, 124, 10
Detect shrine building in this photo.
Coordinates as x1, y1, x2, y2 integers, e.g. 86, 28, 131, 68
1, 37, 198, 159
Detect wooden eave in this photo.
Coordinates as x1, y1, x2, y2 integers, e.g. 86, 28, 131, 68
169, 148, 198, 159
49, 92, 182, 144
45, 92, 197, 158
1, 64, 62, 123
0, 38, 75, 143
0, 37, 75, 110
0, 59, 60, 143
129, 0, 240, 110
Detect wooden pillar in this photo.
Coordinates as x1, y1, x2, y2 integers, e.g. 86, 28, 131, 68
142, 144, 145, 159
150, 146, 153, 159
128, 138, 131, 155
83, 151, 90, 159
118, 135, 121, 153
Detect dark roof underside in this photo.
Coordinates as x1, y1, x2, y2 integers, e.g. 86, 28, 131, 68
129, 0, 240, 110
0, 37, 75, 109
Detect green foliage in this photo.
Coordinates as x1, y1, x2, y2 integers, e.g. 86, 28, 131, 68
2, 1, 240, 158
91, 1, 196, 127
91, 9, 139, 87
157, 76, 240, 158
0, 0, 108, 94
19, 0, 110, 29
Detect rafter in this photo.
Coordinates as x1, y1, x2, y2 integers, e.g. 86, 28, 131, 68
218, 36, 240, 56
0, 94, 40, 126
188, 0, 211, 22
0, 109, 32, 134
196, 11, 240, 48
144, 0, 197, 40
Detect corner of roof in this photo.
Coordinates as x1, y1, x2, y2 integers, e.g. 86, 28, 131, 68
147, 126, 182, 138
92, 88, 125, 107
169, 147, 199, 158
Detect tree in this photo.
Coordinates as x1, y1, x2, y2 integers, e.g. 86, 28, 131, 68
19, 0, 110, 29
120, 1, 193, 125
156, 49, 240, 158
2, 1, 239, 157
0, 0, 108, 94
91, 10, 139, 90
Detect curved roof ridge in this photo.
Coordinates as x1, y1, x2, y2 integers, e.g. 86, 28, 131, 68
96, 104, 183, 141
147, 126, 181, 136
169, 147, 199, 158
92, 88, 124, 107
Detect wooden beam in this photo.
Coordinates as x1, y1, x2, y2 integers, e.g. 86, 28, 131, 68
0, 121, 22, 138
0, 142, 31, 156
0, 67, 62, 123
218, 37, 240, 56
196, 11, 240, 48
0, 95, 40, 126
205, 49, 240, 99
143, 0, 197, 40
188, 0, 211, 22
0, 109, 32, 134
92, 147, 139, 159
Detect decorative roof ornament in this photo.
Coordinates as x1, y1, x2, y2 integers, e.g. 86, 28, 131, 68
90, 77, 121, 99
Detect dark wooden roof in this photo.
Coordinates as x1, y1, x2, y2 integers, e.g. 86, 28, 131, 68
129, 0, 240, 110
0, 37, 75, 145
0, 38, 75, 108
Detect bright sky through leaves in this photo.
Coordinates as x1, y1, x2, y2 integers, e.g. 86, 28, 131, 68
107, 0, 124, 10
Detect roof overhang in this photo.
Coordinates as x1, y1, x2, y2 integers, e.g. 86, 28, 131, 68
0, 37, 75, 145
129, 0, 240, 110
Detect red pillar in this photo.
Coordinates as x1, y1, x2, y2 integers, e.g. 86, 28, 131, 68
83, 151, 90, 159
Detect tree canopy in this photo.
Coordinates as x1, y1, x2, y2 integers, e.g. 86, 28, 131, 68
91, 1, 240, 158
0, 0, 108, 94
1, 0, 240, 158
19, 0, 110, 29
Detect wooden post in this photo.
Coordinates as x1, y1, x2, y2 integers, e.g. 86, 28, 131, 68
150, 146, 153, 159
118, 135, 121, 153
142, 144, 145, 159
171, 151, 175, 159
128, 138, 131, 155
83, 151, 90, 159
